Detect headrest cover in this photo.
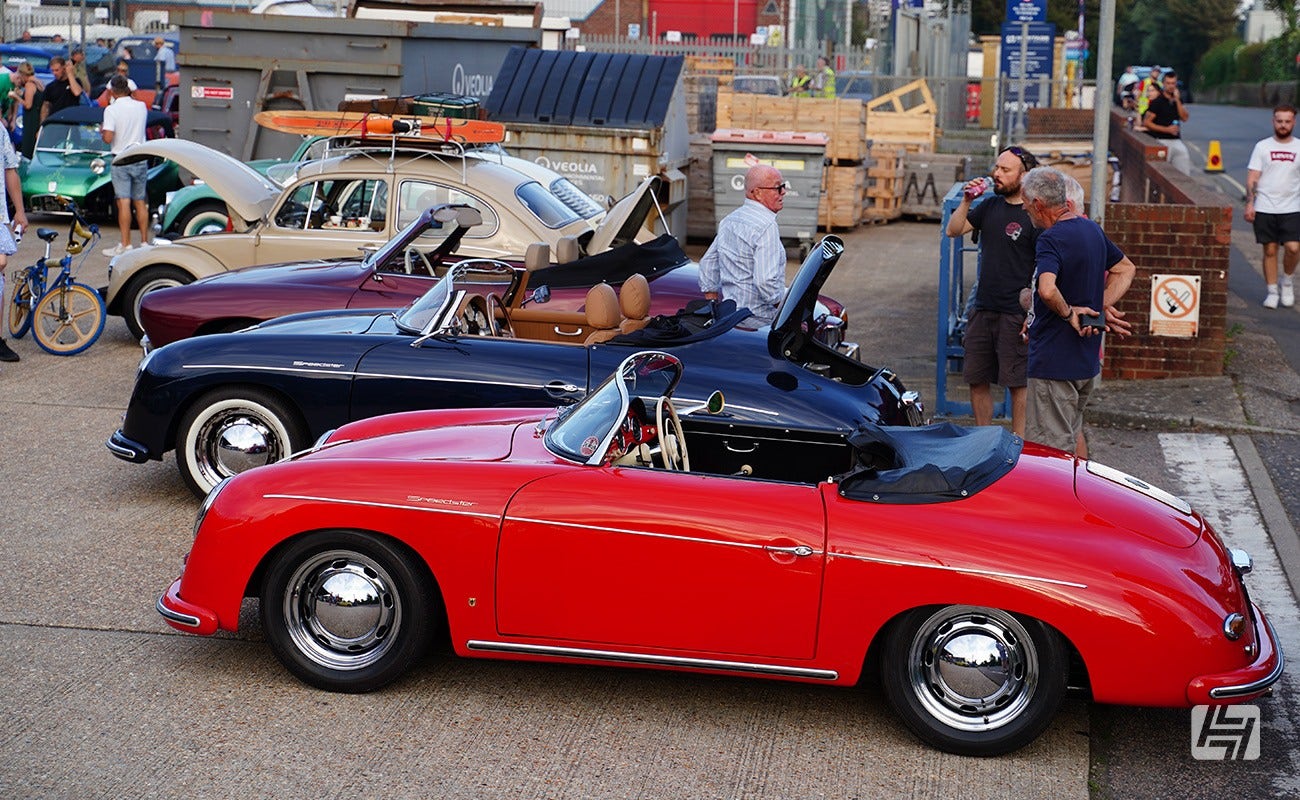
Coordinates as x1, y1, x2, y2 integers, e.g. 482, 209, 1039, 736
525, 242, 550, 271
620, 273, 651, 320
585, 283, 620, 329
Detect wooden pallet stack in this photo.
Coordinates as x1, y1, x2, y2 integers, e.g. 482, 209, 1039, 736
863, 146, 906, 223
865, 79, 938, 153
682, 56, 733, 134
716, 88, 868, 230
687, 132, 716, 239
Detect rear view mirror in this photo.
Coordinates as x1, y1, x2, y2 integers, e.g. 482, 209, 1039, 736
706, 391, 725, 415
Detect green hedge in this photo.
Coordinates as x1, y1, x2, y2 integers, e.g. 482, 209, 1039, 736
1198, 32, 1300, 87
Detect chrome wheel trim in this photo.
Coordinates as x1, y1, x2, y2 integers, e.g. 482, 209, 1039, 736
184, 398, 292, 492
282, 549, 401, 671
905, 606, 1038, 733
129, 273, 187, 330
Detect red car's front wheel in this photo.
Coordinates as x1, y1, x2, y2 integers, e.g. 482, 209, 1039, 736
260, 531, 437, 693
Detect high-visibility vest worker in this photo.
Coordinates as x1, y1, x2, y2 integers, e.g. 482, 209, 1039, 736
790, 65, 812, 96
814, 56, 836, 99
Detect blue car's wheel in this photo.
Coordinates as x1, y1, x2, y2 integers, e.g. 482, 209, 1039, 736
881, 605, 1067, 757
260, 531, 436, 692
175, 386, 307, 497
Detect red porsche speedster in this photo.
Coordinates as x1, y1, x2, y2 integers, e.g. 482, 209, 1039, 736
157, 352, 1282, 757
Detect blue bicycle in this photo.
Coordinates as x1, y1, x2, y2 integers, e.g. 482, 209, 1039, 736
6, 198, 106, 356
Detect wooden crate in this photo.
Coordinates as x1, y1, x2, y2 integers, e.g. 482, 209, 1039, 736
818, 164, 866, 230
716, 90, 866, 162
687, 133, 716, 240
865, 78, 937, 153
863, 146, 905, 222
685, 55, 735, 86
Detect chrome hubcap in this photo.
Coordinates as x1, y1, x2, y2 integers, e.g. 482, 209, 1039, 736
284, 550, 400, 671
907, 607, 1037, 732
214, 418, 275, 474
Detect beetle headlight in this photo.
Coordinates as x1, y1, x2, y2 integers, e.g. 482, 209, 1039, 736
91, 158, 106, 175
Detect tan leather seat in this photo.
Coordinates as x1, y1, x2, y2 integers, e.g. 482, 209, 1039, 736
524, 242, 550, 271
555, 235, 582, 264
583, 284, 622, 345
619, 273, 651, 334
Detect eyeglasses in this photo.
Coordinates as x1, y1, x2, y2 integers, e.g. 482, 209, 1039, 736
758, 182, 789, 194
1000, 145, 1039, 171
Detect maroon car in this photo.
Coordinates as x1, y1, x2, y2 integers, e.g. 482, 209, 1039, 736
138, 205, 852, 351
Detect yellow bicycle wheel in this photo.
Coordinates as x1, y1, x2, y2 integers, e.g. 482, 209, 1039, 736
7, 273, 34, 339
32, 283, 106, 356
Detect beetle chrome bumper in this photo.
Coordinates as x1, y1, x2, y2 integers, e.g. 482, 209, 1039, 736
1187, 604, 1284, 704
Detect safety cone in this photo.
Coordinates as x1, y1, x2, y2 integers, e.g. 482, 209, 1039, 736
1205, 140, 1224, 172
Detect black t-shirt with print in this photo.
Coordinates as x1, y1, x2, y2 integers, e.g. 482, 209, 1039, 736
968, 195, 1039, 315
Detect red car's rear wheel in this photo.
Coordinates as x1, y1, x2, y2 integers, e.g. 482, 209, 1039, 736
261, 531, 436, 693
881, 605, 1067, 757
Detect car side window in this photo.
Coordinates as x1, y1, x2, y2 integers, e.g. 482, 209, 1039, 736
396, 180, 498, 238
274, 178, 386, 231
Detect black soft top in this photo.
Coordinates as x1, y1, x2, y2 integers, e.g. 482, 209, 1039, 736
838, 422, 1022, 504
609, 299, 750, 347
527, 234, 688, 289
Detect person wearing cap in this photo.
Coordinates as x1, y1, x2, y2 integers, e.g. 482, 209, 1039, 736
101, 75, 152, 258
70, 47, 92, 97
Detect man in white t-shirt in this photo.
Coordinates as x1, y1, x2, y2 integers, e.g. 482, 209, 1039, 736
101, 75, 151, 257
1246, 104, 1300, 308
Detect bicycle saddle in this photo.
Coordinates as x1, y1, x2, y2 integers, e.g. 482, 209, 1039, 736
37, 228, 59, 242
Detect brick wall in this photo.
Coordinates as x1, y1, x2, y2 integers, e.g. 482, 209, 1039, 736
1100, 203, 1231, 380
1026, 107, 1093, 137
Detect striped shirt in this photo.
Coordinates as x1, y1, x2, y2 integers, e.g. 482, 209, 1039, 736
699, 199, 786, 327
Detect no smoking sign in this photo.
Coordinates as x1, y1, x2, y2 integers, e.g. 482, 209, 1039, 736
1149, 274, 1200, 337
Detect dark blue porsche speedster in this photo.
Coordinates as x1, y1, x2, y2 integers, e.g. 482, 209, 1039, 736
108, 237, 923, 496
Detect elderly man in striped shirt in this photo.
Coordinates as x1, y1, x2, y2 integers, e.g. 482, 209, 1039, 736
699, 164, 788, 328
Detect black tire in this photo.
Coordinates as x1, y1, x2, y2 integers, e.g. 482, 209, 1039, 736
175, 200, 231, 238
121, 265, 193, 340
174, 386, 307, 498
880, 605, 1067, 756
260, 530, 436, 692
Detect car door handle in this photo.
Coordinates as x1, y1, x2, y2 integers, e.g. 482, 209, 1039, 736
724, 441, 758, 453
553, 326, 585, 337
764, 545, 815, 557
546, 380, 582, 398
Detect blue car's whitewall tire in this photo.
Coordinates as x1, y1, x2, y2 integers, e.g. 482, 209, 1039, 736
175, 386, 306, 497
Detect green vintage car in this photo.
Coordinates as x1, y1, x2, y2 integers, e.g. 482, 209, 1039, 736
20, 106, 182, 219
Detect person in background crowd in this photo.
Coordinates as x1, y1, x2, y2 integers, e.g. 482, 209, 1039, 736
1245, 104, 1300, 309
813, 56, 836, 99
790, 64, 811, 97
0, 66, 14, 129
0, 130, 29, 363
699, 164, 788, 328
153, 37, 176, 74
1022, 167, 1135, 454
1135, 80, 1160, 122
10, 62, 44, 159
1143, 69, 1191, 174
69, 47, 92, 97
1116, 65, 1139, 109
40, 56, 82, 121
101, 75, 152, 258
946, 145, 1040, 436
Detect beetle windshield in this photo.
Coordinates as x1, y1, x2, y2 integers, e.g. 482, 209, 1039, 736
544, 351, 682, 464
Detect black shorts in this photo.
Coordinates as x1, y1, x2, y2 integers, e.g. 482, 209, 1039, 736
1252, 211, 1300, 245
962, 309, 1028, 388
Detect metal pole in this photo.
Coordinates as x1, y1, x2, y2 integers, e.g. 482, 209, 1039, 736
1090, 0, 1116, 223
1012, 20, 1028, 141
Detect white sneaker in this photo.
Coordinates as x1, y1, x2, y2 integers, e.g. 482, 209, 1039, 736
1282, 276, 1295, 308
103, 243, 134, 258
137, 240, 154, 249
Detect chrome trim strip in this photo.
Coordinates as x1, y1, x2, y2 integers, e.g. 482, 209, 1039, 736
182, 363, 550, 391
1208, 615, 1285, 699
264, 493, 500, 520
466, 640, 839, 680
832, 552, 1088, 589
155, 595, 201, 628
503, 515, 824, 556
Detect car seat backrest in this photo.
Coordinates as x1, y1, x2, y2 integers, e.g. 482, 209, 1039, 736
583, 283, 622, 344
525, 242, 550, 271
619, 273, 651, 334
556, 235, 582, 264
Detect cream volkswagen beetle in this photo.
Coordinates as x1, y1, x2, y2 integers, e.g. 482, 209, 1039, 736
106, 139, 659, 338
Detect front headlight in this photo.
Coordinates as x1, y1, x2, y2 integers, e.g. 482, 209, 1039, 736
91, 158, 106, 175
193, 477, 230, 538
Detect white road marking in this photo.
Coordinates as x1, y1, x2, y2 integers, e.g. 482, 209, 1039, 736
1160, 433, 1300, 789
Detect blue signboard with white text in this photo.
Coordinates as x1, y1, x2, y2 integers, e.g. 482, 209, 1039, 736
1006, 0, 1047, 22
999, 21, 1056, 108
